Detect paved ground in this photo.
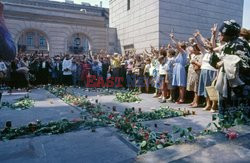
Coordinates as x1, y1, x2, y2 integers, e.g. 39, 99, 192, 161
0, 128, 136, 163
0, 88, 250, 163
69, 87, 212, 136
0, 89, 80, 128
0, 88, 137, 163
136, 126, 250, 163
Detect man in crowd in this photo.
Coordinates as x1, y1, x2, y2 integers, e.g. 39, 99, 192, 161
62, 54, 73, 86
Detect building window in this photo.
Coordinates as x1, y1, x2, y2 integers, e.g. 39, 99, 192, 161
124, 44, 134, 50
26, 34, 33, 46
127, 0, 130, 10
83, 38, 90, 52
40, 36, 46, 47
74, 37, 81, 47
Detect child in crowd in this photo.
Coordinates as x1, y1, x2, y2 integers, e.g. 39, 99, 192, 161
158, 55, 168, 103
144, 58, 151, 93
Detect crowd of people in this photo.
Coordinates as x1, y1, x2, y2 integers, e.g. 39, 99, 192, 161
1, 19, 250, 114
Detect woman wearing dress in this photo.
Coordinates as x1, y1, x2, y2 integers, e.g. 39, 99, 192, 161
170, 33, 188, 104
194, 30, 217, 112
186, 44, 202, 107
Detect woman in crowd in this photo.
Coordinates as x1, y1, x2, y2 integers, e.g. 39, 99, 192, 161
194, 30, 218, 112
212, 20, 250, 115
186, 43, 202, 107
81, 55, 91, 87
133, 54, 144, 92
165, 49, 176, 102
170, 33, 188, 104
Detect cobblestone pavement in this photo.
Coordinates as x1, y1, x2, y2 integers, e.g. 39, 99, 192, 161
0, 88, 249, 163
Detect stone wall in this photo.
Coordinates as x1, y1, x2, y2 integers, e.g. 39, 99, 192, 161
159, 0, 244, 45
107, 28, 120, 53
3, 1, 116, 56
110, 0, 159, 53
110, 0, 244, 53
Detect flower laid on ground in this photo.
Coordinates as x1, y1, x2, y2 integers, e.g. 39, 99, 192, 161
62, 94, 91, 108
226, 130, 239, 140
202, 105, 250, 138
44, 85, 194, 154
2, 97, 34, 110
124, 107, 190, 122
115, 112, 194, 154
0, 118, 109, 141
0, 119, 84, 141
115, 90, 142, 103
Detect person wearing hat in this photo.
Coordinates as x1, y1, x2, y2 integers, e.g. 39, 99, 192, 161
214, 20, 250, 115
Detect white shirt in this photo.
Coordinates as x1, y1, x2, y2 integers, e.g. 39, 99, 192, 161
62, 59, 72, 75
201, 52, 217, 71
159, 63, 167, 75
42, 62, 46, 69
145, 64, 151, 73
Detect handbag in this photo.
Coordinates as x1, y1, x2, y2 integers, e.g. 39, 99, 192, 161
206, 80, 219, 101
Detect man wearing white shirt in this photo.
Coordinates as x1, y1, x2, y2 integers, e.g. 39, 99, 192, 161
62, 54, 73, 85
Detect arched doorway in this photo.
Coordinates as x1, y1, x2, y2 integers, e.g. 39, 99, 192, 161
17, 29, 49, 53
68, 33, 90, 54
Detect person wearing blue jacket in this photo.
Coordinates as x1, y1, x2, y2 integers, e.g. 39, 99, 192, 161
0, 2, 16, 106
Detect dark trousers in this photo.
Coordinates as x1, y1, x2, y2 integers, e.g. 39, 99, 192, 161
63, 75, 72, 86
218, 85, 250, 116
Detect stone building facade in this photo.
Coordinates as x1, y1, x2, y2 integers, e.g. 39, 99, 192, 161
110, 0, 244, 53
3, 0, 119, 56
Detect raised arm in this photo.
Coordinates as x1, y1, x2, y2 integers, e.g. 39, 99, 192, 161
170, 33, 185, 54
193, 31, 206, 54
196, 30, 209, 45
210, 24, 218, 49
